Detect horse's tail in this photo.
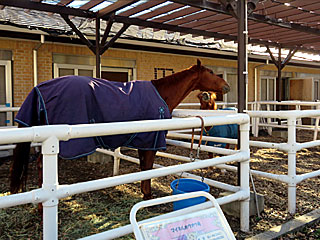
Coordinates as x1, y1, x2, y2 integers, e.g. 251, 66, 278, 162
10, 125, 31, 193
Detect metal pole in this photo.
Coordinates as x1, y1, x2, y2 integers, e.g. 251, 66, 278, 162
277, 46, 282, 124
96, 17, 101, 78
277, 46, 282, 103
237, 0, 248, 186
238, 0, 248, 114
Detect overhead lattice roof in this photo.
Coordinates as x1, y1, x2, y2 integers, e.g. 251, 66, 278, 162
1, 0, 320, 56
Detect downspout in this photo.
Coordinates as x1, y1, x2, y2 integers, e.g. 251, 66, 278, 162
33, 35, 45, 87
254, 59, 269, 102
253, 59, 269, 137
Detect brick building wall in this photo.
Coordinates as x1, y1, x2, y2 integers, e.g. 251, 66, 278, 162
1, 38, 320, 107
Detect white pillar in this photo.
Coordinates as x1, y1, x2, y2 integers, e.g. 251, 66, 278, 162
313, 105, 320, 140
113, 148, 121, 176
267, 104, 272, 135
287, 117, 297, 214
42, 136, 59, 240
240, 120, 250, 232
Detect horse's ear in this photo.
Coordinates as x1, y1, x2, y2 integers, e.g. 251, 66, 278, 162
210, 92, 217, 100
197, 59, 201, 67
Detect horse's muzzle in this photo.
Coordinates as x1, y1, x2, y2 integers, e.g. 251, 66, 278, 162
222, 85, 231, 94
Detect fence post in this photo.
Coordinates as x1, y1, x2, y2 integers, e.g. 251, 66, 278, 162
113, 147, 121, 176
255, 102, 260, 137
240, 120, 250, 232
287, 116, 297, 214
314, 105, 320, 140
267, 104, 272, 135
42, 136, 59, 240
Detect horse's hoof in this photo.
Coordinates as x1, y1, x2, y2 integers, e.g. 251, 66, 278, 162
143, 195, 152, 200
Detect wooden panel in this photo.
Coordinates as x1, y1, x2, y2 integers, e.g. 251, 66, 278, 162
289, 78, 313, 101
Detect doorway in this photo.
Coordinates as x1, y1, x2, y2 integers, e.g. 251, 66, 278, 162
101, 67, 132, 82
0, 60, 12, 126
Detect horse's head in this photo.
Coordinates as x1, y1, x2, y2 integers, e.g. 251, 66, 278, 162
197, 91, 217, 110
194, 59, 230, 94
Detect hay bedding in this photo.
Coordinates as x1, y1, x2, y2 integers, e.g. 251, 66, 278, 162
0, 130, 320, 239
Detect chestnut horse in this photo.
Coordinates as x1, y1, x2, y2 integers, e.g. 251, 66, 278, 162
197, 91, 238, 158
10, 60, 230, 200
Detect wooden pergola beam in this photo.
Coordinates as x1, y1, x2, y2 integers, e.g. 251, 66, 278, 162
266, 45, 279, 68
0, 0, 94, 18
57, 0, 73, 6
170, 0, 320, 37
60, 14, 95, 54
97, 0, 139, 18
101, 13, 115, 46
100, 23, 129, 55
79, 0, 105, 10
281, 47, 299, 70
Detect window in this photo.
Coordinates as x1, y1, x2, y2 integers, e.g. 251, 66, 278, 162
101, 67, 133, 82
314, 80, 319, 100
261, 77, 276, 101
0, 60, 12, 126
54, 64, 95, 78
205, 66, 237, 103
154, 68, 174, 79
226, 73, 237, 103
260, 76, 276, 110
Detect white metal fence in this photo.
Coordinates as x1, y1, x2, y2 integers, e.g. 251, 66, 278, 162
246, 109, 320, 214
178, 101, 320, 140
1, 102, 319, 238
0, 114, 250, 239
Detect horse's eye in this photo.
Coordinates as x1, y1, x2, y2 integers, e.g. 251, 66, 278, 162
209, 70, 214, 74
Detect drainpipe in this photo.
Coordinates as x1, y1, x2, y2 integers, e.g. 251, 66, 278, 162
254, 59, 269, 102
253, 59, 269, 136
33, 35, 45, 86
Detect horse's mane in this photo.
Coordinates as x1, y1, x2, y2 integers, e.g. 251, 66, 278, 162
150, 63, 207, 112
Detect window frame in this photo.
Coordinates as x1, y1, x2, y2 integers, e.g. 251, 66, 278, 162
0, 60, 12, 126
260, 76, 277, 101
53, 63, 96, 78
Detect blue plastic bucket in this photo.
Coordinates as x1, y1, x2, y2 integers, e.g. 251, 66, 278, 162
170, 178, 210, 211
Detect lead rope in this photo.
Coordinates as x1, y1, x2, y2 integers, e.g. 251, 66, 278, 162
175, 116, 206, 190
192, 116, 205, 182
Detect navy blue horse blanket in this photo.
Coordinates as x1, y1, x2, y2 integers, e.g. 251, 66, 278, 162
15, 76, 171, 159
202, 108, 238, 148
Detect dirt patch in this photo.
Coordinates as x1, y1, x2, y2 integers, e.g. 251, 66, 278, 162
0, 130, 319, 239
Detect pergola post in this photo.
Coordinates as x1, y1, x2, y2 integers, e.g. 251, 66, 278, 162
235, 0, 248, 186
266, 44, 299, 112
237, 0, 250, 233
237, 0, 248, 114
277, 46, 282, 104
61, 13, 129, 79
96, 17, 101, 78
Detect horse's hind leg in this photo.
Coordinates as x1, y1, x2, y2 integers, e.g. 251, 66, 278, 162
138, 150, 156, 200
37, 154, 43, 214
10, 141, 31, 193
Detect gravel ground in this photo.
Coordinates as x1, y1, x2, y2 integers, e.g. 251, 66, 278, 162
0, 129, 319, 239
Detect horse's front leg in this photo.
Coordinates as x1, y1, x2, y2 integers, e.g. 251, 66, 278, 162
138, 150, 156, 200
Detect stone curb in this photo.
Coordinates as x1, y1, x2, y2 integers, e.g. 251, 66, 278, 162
246, 208, 320, 240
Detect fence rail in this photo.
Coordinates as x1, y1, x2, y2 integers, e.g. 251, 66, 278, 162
0, 114, 250, 239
